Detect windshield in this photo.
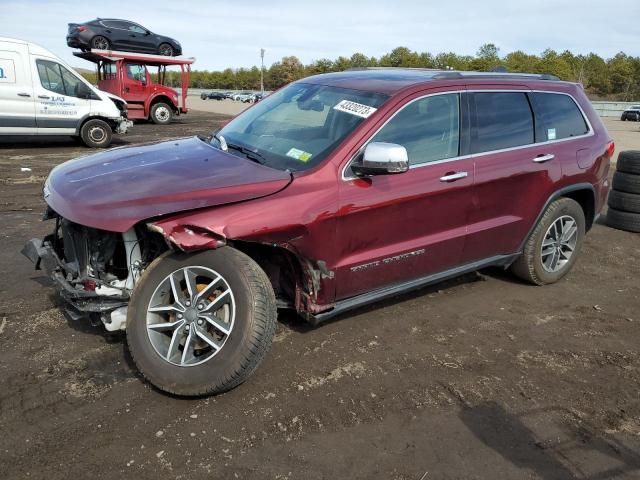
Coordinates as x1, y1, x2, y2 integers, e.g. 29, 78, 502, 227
211, 83, 388, 171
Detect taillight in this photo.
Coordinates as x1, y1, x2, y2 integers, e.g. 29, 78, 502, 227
76, 26, 86, 32
605, 141, 615, 159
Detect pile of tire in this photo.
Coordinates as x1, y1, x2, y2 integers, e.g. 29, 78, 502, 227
607, 151, 640, 233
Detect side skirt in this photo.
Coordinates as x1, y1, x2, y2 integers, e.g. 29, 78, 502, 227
307, 253, 520, 326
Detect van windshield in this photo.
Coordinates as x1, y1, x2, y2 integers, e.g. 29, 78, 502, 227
211, 83, 388, 171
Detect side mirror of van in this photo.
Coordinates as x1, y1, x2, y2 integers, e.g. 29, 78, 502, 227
75, 82, 93, 99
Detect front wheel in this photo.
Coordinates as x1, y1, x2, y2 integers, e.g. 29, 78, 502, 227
150, 102, 173, 124
158, 43, 174, 56
511, 198, 585, 285
80, 119, 112, 148
126, 248, 277, 396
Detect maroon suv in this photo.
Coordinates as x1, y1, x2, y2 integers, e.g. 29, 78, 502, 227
23, 68, 614, 396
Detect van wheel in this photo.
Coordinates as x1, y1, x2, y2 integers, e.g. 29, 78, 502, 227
126, 248, 277, 396
150, 103, 173, 124
91, 36, 110, 50
80, 119, 112, 148
511, 198, 585, 285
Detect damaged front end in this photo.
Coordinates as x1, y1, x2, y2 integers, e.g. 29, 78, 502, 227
22, 210, 164, 331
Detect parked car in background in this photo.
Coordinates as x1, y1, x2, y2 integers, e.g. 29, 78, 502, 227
67, 19, 182, 56
231, 91, 252, 101
200, 91, 227, 100
621, 105, 640, 121
0, 37, 131, 147
24, 69, 614, 396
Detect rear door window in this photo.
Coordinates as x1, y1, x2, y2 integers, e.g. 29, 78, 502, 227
469, 92, 534, 154
530, 92, 589, 141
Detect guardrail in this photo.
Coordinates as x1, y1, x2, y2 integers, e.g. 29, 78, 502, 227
590, 101, 639, 118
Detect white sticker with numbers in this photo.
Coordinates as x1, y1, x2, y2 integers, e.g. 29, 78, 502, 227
333, 100, 377, 118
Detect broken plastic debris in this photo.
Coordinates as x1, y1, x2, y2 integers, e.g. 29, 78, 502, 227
20, 167, 32, 172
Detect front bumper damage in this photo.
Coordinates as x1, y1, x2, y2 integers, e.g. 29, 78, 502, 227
22, 238, 130, 329
115, 117, 133, 135
22, 216, 143, 331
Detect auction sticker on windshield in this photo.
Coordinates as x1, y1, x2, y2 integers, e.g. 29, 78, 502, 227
333, 100, 377, 118
286, 148, 313, 162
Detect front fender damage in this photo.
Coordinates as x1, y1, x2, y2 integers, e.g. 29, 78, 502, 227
147, 220, 335, 317
148, 222, 226, 251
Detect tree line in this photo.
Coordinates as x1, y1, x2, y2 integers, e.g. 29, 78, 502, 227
79, 44, 640, 100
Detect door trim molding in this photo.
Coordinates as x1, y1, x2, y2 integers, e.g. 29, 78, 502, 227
307, 253, 519, 325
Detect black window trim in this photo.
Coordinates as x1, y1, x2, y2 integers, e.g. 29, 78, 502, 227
342, 89, 593, 181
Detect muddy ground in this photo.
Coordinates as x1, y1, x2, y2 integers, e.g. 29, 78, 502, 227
0, 112, 639, 480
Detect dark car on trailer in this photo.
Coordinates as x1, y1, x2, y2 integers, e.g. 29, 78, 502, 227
67, 18, 182, 56
24, 68, 614, 397
200, 91, 227, 101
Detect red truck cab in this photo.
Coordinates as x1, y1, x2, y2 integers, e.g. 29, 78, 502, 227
74, 49, 193, 124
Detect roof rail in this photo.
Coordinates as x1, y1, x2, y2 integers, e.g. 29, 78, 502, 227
346, 67, 559, 81
431, 71, 560, 81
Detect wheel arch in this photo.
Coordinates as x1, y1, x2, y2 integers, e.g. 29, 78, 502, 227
518, 183, 596, 255
147, 94, 178, 113
74, 114, 115, 135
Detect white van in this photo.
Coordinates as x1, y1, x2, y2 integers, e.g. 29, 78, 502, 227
0, 37, 132, 147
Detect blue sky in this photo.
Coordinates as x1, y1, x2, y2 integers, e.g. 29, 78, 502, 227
1, 0, 639, 70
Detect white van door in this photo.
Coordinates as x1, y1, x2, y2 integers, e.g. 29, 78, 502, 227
31, 57, 92, 134
0, 45, 36, 134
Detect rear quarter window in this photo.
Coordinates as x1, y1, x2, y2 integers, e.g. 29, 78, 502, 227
530, 92, 589, 141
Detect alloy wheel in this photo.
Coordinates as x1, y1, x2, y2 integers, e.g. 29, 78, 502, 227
146, 266, 235, 367
540, 215, 578, 273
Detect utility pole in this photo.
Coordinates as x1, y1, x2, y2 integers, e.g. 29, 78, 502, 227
260, 48, 265, 95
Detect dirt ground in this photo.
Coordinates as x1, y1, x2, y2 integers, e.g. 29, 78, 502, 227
0, 112, 639, 480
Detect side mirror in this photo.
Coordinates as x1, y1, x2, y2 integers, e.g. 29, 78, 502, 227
75, 82, 93, 99
351, 142, 409, 176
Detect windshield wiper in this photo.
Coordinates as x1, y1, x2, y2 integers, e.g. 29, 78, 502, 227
225, 142, 267, 165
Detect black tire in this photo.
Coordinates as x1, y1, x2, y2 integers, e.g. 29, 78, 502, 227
79, 119, 112, 148
608, 190, 640, 213
606, 208, 640, 233
158, 43, 174, 56
91, 35, 110, 50
616, 151, 640, 175
612, 171, 640, 194
511, 198, 586, 285
200, 94, 207, 100
127, 248, 277, 396
150, 102, 173, 124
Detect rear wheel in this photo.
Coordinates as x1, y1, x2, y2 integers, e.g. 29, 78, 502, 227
158, 43, 174, 56
80, 119, 112, 148
511, 198, 585, 285
91, 35, 110, 50
150, 102, 173, 124
126, 248, 277, 396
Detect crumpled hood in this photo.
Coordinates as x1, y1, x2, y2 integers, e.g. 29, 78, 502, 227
45, 137, 292, 232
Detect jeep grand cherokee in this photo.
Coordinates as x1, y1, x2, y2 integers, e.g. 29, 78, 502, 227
23, 68, 614, 396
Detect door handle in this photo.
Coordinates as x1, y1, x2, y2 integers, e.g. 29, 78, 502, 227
17, 92, 31, 97
533, 153, 555, 163
440, 171, 469, 182
38, 95, 50, 99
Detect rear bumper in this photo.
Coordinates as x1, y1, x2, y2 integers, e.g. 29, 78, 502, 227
66, 34, 89, 49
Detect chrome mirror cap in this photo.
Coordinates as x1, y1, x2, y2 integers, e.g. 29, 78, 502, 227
352, 142, 409, 176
